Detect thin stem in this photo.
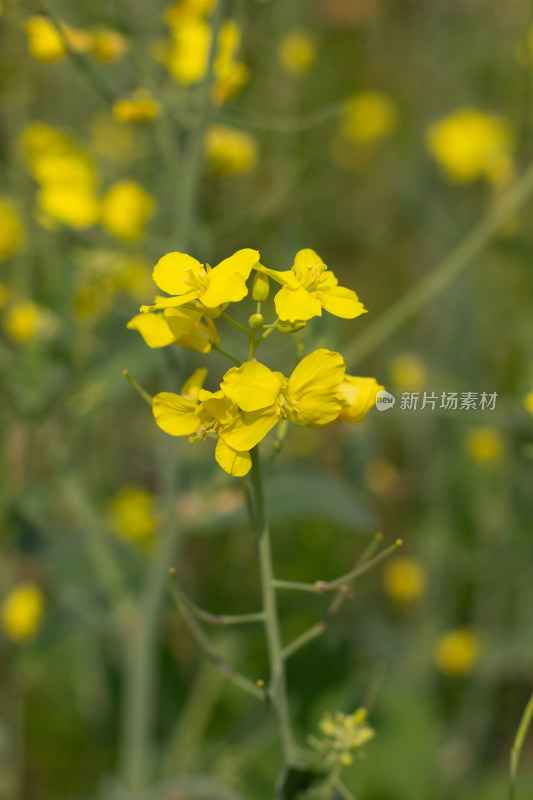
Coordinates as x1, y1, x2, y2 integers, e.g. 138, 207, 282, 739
256, 323, 278, 346
221, 311, 250, 336
169, 575, 264, 701
345, 161, 533, 367
123, 370, 153, 406
249, 447, 297, 766
510, 691, 533, 800
212, 343, 243, 365
173, 574, 265, 626
273, 539, 403, 595
334, 777, 356, 800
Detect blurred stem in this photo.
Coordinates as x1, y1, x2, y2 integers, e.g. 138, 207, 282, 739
212, 343, 243, 364
346, 161, 533, 367
119, 0, 225, 792
510, 691, 533, 800
249, 447, 297, 767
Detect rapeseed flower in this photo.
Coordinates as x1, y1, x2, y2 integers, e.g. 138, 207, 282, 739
383, 557, 427, 604
108, 486, 159, 549
310, 708, 375, 767
279, 31, 316, 77
426, 108, 514, 184
204, 125, 257, 174
343, 91, 397, 143
101, 181, 155, 241
0, 198, 25, 260
1, 582, 45, 641
464, 427, 504, 464
3, 299, 57, 343
525, 391, 533, 416
257, 248, 366, 323
90, 27, 128, 62
434, 627, 482, 677
128, 307, 219, 352
113, 89, 162, 123
141, 248, 260, 315
390, 352, 426, 392
25, 15, 91, 62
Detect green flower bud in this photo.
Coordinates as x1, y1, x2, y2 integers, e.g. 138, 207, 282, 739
252, 271, 270, 302
276, 319, 307, 334
248, 313, 264, 330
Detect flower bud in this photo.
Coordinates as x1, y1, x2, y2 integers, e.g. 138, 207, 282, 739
252, 271, 270, 302
276, 319, 307, 334
248, 313, 264, 330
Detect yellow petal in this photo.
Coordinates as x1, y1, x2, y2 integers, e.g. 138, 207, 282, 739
152, 252, 204, 295
215, 437, 252, 476
255, 265, 300, 289
274, 286, 322, 322
180, 368, 208, 402
140, 291, 197, 312
222, 410, 278, 451
213, 248, 260, 279
198, 390, 237, 425
127, 312, 176, 348
153, 392, 199, 436
293, 248, 325, 281
164, 308, 219, 353
322, 287, 367, 319
287, 348, 345, 425
338, 376, 383, 423
200, 270, 248, 308
220, 361, 283, 411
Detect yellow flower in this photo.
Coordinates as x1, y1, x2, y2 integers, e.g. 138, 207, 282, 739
279, 31, 316, 76
153, 369, 251, 476
334, 376, 383, 423
434, 627, 482, 677
464, 427, 504, 464
128, 307, 219, 352
204, 125, 257, 174
164, 0, 214, 25
101, 181, 155, 241
383, 557, 427, 604
108, 486, 159, 548
390, 353, 426, 392
3, 300, 40, 342
38, 183, 100, 229
113, 89, 162, 123
212, 20, 248, 104
343, 91, 397, 143
257, 248, 366, 323
90, 27, 128, 62
312, 708, 375, 767
141, 248, 260, 315
0, 198, 25, 260
426, 108, 515, 184
219, 349, 346, 452
525, 391, 533, 416
1, 582, 44, 641
25, 16, 91, 62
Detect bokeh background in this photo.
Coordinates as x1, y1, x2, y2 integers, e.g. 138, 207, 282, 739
1, 0, 533, 798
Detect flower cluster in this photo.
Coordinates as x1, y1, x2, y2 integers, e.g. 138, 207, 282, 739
129, 247, 383, 476
310, 708, 375, 767
26, 15, 128, 64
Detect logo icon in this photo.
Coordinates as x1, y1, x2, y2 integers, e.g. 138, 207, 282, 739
376, 390, 396, 411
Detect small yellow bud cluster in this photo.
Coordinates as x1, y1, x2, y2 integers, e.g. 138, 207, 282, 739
310, 708, 375, 768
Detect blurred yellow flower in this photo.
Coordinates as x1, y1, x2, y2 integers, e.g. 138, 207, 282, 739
164, 0, 214, 25
464, 427, 504, 463
364, 458, 399, 496
0, 198, 25, 260
113, 89, 162, 123
1, 582, 44, 641
525, 391, 533, 416
108, 486, 159, 548
434, 627, 482, 677
204, 124, 257, 174
311, 708, 375, 767
279, 31, 316, 76
343, 91, 397, 143
426, 108, 515, 184
3, 300, 40, 342
383, 557, 427, 604
212, 21, 249, 104
38, 183, 100, 229
101, 181, 155, 242
390, 353, 426, 392
25, 15, 91, 63
90, 27, 128, 62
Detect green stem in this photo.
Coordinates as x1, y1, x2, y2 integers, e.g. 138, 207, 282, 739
249, 447, 297, 766
173, 574, 265, 626
119, 1, 226, 791
212, 343, 243, 364
221, 311, 250, 336
510, 691, 533, 800
345, 161, 533, 367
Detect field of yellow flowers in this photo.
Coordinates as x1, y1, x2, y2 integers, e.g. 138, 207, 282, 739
2, 1, 533, 799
